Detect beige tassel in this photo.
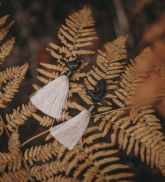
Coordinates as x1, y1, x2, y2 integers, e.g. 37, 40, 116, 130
50, 109, 92, 150
30, 75, 69, 119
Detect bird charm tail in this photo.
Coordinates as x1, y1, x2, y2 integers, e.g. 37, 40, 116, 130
50, 109, 92, 150
30, 75, 69, 119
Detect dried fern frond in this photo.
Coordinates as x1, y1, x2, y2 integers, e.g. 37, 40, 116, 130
0, 152, 22, 173
27, 126, 133, 181
98, 110, 126, 138
31, 160, 67, 181
0, 62, 29, 108
0, 15, 9, 27
47, 6, 97, 61
0, 21, 14, 43
32, 113, 54, 127
6, 101, 37, 131
71, 128, 133, 181
96, 106, 165, 169
112, 48, 151, 107
0, 62, 28, 88
0, 169, 28, 182
0, 37, 15, 64
34, 6, 98, 88
36, 6, 98, 86
8, 130, 20, 155
78, 35, 128, 108
159, 158, 165, 177
24, 140, 61, 165
0, 14, 15, 64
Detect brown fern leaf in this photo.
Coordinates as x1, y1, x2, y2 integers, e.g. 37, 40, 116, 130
159, 158, 165, 177
34, 6, 98, 90
8, 130, 20, 155
24, 140, 61, 165
69, 83, 85, 97
0, 152, 22, 172
78, 35, 128, 109
31, 160, 67, 181
112, 47, 151, 107
34, 61, 89, 89
0, 15, 9, 27
97, 110, 126, 138
46, 6, 97, 61
38, 6, 98, 86
94, 102, 165, 172
0, 37, 15, 64
0, 21, 14, 42
59, 127, 134, 182
150, 69, 165, 98
32, 113, 54, 127
0, 63, 28, 88
6, 101, 37, 131
32, 105, 72, 128
68, 101, 85, 111
0, 169, 28, 182
102, 107, 165, 170
0, 62, 29, 108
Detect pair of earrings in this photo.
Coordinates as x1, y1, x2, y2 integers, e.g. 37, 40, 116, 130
30, 58, 106, 150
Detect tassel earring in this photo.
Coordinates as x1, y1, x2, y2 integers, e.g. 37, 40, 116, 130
30, 58, 81, 119
50, 79, 107, 150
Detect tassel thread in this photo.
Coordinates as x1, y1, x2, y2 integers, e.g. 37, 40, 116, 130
50, 109, 91, 150
30, 75, 69, 119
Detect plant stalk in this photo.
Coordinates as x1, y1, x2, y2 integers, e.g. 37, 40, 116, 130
20, 129, 50, 148
93, 97, 165, 117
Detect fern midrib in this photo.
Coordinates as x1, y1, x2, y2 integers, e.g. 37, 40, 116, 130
81, 146, 109, 182
25, 149, 58, 161
104, 114, 162, 164
69, 8, 93, 61
6, 104, 37, 130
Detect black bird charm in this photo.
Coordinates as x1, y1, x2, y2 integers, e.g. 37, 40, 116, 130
86, 79, 107, 106
60, 57, 81, 71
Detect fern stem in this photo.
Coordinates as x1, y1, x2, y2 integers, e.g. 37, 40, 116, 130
0, 116, 33, 181
80, 143, 108, 181
20, 129, 50, 148
93, 97, 165, 117
0, 115, 10, 138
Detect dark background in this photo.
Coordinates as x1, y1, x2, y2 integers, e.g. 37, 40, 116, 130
0, 0, 165, 181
